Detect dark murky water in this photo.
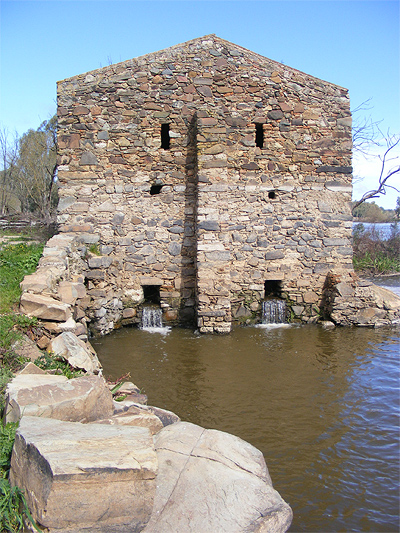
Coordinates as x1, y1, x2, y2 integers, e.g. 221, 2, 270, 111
93, 316, 400, 532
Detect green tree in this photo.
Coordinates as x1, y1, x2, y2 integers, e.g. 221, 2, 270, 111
0, 128, 19, 215
352, 201, 391, 222
15, 116, 58, 220
395, 197, 400, 220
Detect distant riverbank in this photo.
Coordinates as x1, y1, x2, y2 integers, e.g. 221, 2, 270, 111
352, 221, 398, 240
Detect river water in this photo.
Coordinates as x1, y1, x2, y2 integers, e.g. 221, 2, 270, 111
93, 280, 400, 532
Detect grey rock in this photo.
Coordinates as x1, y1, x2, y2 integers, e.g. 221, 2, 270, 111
5, 374, 113, 424
143, 422, 293, 533
168, 242, 182, 256
49, 332, 102, 374
98, 130, 109, 140
198, 220, 220, 231
10, 416, 157, 532
267, 110, 284, 120
80, 151, 98, 165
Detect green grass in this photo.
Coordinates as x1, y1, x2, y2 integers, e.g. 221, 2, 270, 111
0, 314, 39, 414
0, 239, 45, 531
353, 252, 400, 274
352, 223, 400, 275
0, 423, 40, 532
0, 243, 44, 313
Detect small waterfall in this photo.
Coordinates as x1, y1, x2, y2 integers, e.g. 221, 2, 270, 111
141, 305, 163, 329
262, 299, 287, 324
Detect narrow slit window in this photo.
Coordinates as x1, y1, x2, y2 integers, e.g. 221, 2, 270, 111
255, 123, 264, 148
161, 123, 170, 149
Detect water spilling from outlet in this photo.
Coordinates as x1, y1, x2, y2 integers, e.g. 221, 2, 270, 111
141, 305, 163, 330
262, 299, 286, 323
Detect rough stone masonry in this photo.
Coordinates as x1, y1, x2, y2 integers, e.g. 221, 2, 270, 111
56, 34, 354, 334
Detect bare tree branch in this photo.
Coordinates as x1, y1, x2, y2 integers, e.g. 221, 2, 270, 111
351, 100, 400, 213
352, 131, 400, 213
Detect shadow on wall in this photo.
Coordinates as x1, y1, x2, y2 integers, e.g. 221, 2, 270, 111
180, 113, 198, 326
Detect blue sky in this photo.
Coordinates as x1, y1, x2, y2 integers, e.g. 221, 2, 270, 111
1, 0, 399, 208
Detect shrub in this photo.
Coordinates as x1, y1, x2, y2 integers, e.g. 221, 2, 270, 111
353, 223, 400, 274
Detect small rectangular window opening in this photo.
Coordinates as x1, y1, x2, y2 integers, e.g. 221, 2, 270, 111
161, 123, 170, 149
143, 285, 161, 304
264, 280, 282, 299
150, 184, 163, 195
255, 123, 264, 148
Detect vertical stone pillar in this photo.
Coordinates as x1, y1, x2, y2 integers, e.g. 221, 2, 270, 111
196, 116, 232, 333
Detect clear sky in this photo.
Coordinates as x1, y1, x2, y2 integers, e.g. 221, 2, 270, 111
1, 0, 399, 208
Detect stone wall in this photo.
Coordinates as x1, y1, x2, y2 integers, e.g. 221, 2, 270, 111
56, 34, 353, 333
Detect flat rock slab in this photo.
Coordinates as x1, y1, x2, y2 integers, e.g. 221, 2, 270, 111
10, 416, 157, 532
20, 272, 54, 293
143, 422, 293, 533
95, 409, 164, 435
20, 292, 71, 322
113, 401, 181, 428
4, 374, 113, 424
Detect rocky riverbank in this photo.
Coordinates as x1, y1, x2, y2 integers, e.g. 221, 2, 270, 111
5, 354, 293, 532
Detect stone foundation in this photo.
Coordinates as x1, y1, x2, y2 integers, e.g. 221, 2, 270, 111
18, 232, 400, 336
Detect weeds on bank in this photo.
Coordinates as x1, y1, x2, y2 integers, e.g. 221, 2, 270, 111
0, 240, 45, 531
353, 223, 400, 275
0, 242, 44, 313
87, 243, 101, 256
0, 314, 39, 414
35, 352, 83, 379
0, 423, 40, 532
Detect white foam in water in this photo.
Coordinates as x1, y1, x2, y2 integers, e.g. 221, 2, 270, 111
141, 306, 171, 334
255, 323, 291, 330
141, 326, 171, 335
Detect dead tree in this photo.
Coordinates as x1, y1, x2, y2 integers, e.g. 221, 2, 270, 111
351, 100, 399, 214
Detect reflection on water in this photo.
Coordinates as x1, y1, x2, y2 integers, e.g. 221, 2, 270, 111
93, 324, 400, 532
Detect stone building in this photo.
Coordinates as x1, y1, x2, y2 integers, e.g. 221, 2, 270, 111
56, 34, 353, 334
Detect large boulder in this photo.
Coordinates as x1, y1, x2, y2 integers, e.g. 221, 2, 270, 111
49, 331, 102, 374
4, 373, 113, 424
143, 422, 293, 533
10, 416, 157, 532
